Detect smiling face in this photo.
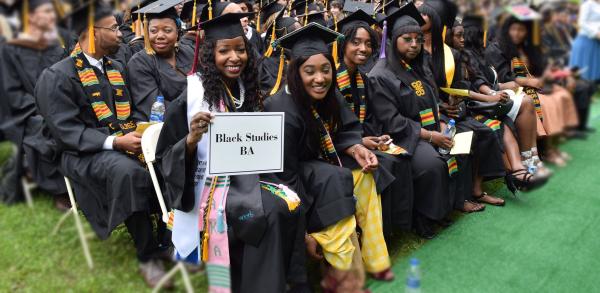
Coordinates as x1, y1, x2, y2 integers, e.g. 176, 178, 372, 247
396, 32, 423, 61
214, 36, 248, 81
344, 27, 373, 67
300, 54, 333, 100
149, 18, 178, 55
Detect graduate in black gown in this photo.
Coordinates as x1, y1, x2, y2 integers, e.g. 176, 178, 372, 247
264, 22, 393, 291
420, 1, 506, 209
127, 2, 194, 121
155, 12, 304, 293
34, 1, 171, 287
257, 8, 299, 95
0, 0, 67, 206
368, 3, 452, 239
333, 8, 414, 234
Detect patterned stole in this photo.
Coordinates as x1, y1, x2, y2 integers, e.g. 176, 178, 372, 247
311, 107, 342, 166
337, 64, 366, 124
70, 43, 136, 136
511, 58, 543, 122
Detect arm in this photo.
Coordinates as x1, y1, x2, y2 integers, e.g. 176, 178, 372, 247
0, 46, 37, 124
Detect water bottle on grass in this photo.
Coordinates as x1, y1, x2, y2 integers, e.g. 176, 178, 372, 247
405, 258, 421, 293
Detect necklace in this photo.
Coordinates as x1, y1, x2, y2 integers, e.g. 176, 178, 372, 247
223, 78, 245, 109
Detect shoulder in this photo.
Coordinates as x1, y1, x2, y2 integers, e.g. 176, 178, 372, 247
127, 50, 153, 66
263, 86, 298, 116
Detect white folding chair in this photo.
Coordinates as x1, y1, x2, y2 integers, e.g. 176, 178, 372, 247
51, 176, 94, 269
141, 123, 193, 293
20, 177, 35, 208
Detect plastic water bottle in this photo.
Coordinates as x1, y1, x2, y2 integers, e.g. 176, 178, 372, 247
149, 95, 165, 122
405, 258, 421, 293
438, 119, 456, 155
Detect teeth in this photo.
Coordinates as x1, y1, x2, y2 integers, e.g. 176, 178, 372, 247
226, 66, 240, 71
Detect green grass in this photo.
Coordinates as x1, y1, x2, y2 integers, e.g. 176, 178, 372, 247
369, 101, 600, 292
1, 99, 599, 292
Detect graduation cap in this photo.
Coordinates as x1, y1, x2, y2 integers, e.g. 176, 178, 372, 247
199, 1, 234, 22
374, 0, 400, 16
504, 4, 542, 45
376, 1, 423, 59
297, 10, 327, 26
291, 0, 318, 16
66, 0, 114, 53
180, 0, 207, 25
460, 14, 489, 47
263, 8, 298, 46
425, 0, 458, 30
200, 12, 252, 41
276, 22, 341, 59
258, 0, 284, 32
342, 1, 375, 16
335, 8, 378, 34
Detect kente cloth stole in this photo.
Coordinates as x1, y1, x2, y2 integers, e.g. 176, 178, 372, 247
70, 43, 135, 136
337, 65, 366, 124
311, 107, 342, 166
511, 58, 543, 122
447, 156, 458, 176
419, 108, 435, 127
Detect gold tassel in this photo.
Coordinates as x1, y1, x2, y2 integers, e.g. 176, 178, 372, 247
483, 18, 488, 48
143, 14, 155, 55
22, 0, 29, 33
382, 0, 386, 14
191, 0, 197, 26
269, 48, 285, 95
88, 2, 95, 54
332, 14, 339, 66
442, 25, 447, 43
208, 0, 213, 20
256, 12, 261, 33
114, 0, 118, 11
264, 23, 277, 57
532, 20, 540, 46
52, 0, 65, 19
303, 1, 308, 26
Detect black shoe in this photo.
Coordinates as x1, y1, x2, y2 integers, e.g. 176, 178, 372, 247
583, 127, 596, 133
413, 216, 437, 239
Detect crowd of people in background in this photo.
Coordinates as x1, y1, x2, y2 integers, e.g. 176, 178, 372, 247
0, 0, 598, 291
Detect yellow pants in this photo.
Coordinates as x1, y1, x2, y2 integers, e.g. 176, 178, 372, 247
310, 216, 356, 270
352, 169, 391, 273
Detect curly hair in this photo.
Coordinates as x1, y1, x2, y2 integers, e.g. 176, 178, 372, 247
197, 37, 261, 111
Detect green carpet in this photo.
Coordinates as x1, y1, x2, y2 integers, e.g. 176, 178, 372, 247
369, 103, 600, 293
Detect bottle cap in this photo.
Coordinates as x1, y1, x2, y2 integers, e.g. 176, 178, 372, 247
410, 258, 420, 266
157, 95, 164, 103
449, 119, 456, 126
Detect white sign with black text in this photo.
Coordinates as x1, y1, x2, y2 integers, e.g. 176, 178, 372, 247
206, 112, 285, 176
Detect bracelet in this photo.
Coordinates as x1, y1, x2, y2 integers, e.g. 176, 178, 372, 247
112, 136, 118, 150
428, 131, 433, 143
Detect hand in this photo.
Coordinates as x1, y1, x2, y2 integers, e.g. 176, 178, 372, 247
351, 144, 378, 172
362, 136, 380, 150
377, 134, 392, 151
430, 131, 454, 149
440, 102, 460, 118
186, 112, 214, 150
305, 234, 323, 260
488, 91, 510, 103
114, 131, 142, 154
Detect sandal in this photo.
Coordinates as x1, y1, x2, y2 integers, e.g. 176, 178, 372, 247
371, 268, 395, 281
505, 169, 548, 194
473, 192, 505, 206
460, 200, 486, 213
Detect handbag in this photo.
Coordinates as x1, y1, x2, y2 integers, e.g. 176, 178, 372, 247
466, 99, 514, 119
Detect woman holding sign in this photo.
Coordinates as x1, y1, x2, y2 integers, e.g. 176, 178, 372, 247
367, 4, 452, 239
156, 13, 304, 293
264, 23, 393, 291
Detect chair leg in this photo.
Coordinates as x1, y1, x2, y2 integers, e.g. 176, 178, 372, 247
151, 262, 181, 293
51, 210, 71, 236
64, 177, 94, 269
21, 177, 34, 208
179, 262, 194, 293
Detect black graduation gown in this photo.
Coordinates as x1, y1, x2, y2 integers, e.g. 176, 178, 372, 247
484, 42, 516, 84
0, 39, 67, 196
155, 94, 303, 293
35, 57, 154, 240
368, 58, 452, 221
179, 33, 197, 52
263, 87, 359, 233
339, 64, 414, 233
127, 45, 194, 121
258, 53, 287, 96
247, 27, 264, 56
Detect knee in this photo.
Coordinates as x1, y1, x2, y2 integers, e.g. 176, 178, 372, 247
520, 95, 535, 114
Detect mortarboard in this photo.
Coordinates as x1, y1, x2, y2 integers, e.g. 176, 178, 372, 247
504, 4, 542, 45
276, 22, 341, 59
65, 0, 114, 53
383, 1, 424, 39
342, 1, 375, 16
200, 11, 252, 41
297, 10, 327, 26
180, 0, 207, 25
426, 0, 458, 30
258, 0, 284, 32
335, 8, 378, 34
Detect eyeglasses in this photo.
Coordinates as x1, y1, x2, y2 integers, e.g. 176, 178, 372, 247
401, 36, 425, 44
94, 25, 120, 33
